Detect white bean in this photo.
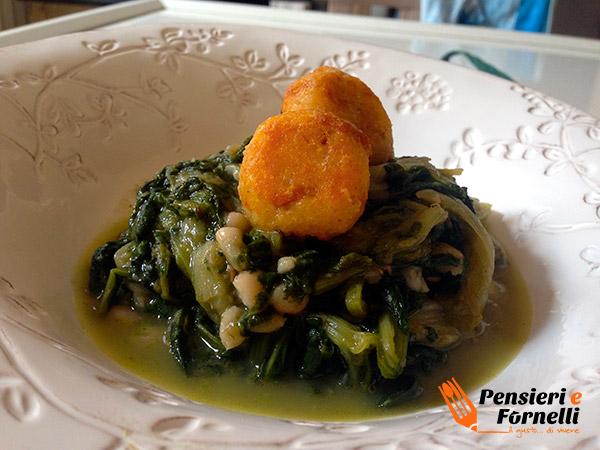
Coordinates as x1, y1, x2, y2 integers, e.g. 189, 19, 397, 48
219, 305, 245, 349
215, 226, 247, 272
225, 164, 240, 182
233, 270, 265, 308
250, 313, 286, 333
226, 211, 251, 233
401, 266, 430, 293
270, 284, 309, 315
276, 256, 296, 274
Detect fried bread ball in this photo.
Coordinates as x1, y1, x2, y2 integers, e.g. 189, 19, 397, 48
238, 109, 371, 240
281, 66, 394, 165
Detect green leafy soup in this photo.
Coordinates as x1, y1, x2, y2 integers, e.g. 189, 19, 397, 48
76, 141, 532, 421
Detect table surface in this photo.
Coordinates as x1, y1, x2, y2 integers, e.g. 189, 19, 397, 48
1, 0, 599, 117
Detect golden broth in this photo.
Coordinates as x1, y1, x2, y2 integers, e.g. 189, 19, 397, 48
74, 221, 532, 422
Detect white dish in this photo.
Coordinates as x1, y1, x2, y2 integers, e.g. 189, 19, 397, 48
0, 23, 599, 449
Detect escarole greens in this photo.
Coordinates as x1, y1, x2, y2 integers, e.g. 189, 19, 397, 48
88, 142, 498, 408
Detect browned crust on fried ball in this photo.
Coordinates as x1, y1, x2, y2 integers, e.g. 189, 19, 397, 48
281, 66, 394, 165
238, 109, 371, 240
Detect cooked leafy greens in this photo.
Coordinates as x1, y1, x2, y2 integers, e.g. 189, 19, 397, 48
88, 141, 496, 408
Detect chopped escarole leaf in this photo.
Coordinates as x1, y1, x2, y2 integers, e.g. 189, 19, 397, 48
416, 189, 494, 334
315, 313, 378, 388
369, 156, 475, 212
334, 200, 448, 266
190, 240, 237, 323
377, 311, 408, 379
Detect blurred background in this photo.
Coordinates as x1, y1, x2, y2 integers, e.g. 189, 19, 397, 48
1, 0, 599, 39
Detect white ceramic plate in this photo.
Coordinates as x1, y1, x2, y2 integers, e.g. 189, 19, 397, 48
1, 24, 599, 449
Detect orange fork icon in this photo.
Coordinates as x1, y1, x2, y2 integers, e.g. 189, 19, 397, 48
438, 378, 511, 434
